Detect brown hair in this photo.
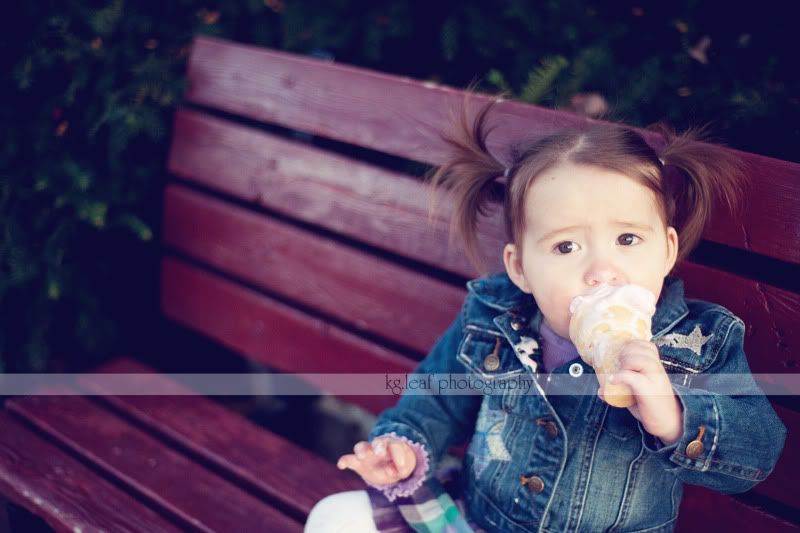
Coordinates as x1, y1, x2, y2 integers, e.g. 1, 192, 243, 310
427, 97, 747, 274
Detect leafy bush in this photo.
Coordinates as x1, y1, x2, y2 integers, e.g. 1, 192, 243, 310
1, 0, 795, 371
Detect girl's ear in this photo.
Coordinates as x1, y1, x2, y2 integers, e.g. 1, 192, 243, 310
503, 243, 532, 294
664, 226, 679, 275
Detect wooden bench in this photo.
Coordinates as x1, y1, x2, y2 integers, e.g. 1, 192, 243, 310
1, 35, 799, 532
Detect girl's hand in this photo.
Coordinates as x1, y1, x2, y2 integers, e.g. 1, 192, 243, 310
336, 436, 417, 486
598, 339, 684, 445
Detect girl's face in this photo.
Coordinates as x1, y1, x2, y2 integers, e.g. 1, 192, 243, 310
503, 162, 679, 339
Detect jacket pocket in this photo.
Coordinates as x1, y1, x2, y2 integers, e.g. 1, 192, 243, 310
654, 314, 735, 381
602, 403, 640, 441
457, 328, 525, 380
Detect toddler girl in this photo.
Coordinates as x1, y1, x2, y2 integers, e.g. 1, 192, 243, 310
304, 98, 787, 533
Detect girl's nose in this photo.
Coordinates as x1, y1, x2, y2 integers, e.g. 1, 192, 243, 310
584, 259, 623, 287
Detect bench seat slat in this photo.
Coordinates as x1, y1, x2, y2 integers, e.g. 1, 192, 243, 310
0, 411, 182, 533
185, 36, 800, 265
162, 256, 416, 415
164, 184, 466, 356
6, 394, 303, 532
79, 357, 363, 519
677, 485, 799, 532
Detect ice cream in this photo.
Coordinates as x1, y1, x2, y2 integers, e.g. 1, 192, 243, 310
568, 284, 656, 407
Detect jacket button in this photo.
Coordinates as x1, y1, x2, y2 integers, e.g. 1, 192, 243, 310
536, 418, 559, 437
568, 363, 584, 377
511, 320, 524, 331
685, 425, 706, 459
483, 354, 500, 371
520, 475, 545, 493
686, 440, 704, 458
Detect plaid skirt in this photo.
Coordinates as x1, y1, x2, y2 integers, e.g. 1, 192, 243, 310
367, 456, 489, 533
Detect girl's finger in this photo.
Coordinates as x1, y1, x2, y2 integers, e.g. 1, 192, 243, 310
388, 441, 406, 469
354, 441, 372, 459
339, 454, 387, 484
384, 462, 399, 479
618, 350, 662, 375
608, 370, 651, 398
372, 438, 388, 458
625, 340, 660, 360
337, 454, 357, 471
390, 441, 417, 478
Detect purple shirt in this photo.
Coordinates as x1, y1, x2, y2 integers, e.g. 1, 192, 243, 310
538, 319, 581, 373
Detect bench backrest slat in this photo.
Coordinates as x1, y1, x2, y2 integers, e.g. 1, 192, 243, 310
164, 184, 466, 355
161, 257, 414, 414
165, 110, 800, 371
677, 262, 799, 374
162, 179, 800, 373
168, 109, 505, 278
185, 35, 800, 266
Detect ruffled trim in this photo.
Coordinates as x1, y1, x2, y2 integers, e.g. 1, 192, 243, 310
365, 432, 430, 502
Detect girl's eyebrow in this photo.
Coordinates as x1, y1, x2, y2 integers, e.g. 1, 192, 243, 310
611, 221, 655, 232
536, 221, 654, 244
536, 225, 585, 244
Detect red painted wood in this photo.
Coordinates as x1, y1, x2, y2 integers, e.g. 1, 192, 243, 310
760, 405, 800, 509
0, 411, 182, 533
161, 256, 416, 415
6, 394, 303, 532
184, 36, 800, 265
160, 181, 800, 376
162, 183, 467, 356
77, 357, 364, 518
677, 485, 799, 532
677, 262, 800, 374
167, 108, 505, 279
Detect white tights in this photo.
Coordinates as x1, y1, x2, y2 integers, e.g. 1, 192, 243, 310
304, 490, 379, 533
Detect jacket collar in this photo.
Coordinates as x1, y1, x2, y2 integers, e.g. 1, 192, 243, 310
466, 272, 689, 338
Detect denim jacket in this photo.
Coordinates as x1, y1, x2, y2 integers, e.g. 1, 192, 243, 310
369, 272, 787, 533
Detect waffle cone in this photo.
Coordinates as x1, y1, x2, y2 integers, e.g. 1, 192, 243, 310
595, 354, 636, 408
568, 284, 657, 409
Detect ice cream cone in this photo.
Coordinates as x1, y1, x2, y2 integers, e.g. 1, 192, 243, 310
595, 336, 636, 408
568, 284, 656, 408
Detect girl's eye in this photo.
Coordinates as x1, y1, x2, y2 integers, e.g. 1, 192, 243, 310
618, 233, 642, 246
554, 241, 579, 254
552, 236, 640, 254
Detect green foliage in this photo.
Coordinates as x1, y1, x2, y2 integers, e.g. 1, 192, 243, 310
1, 2, 209, 371
1, 1, 796, 371
520, 55, 570, 104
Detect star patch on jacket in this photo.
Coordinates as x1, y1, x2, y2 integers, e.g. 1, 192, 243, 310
654, 325, 713, 357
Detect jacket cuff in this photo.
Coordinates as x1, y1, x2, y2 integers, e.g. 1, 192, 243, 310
364, 432, 430, 502
639, 383, 717, 471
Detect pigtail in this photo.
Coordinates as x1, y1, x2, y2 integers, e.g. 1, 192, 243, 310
655, 124, 748, 262
426, 96, 508, 274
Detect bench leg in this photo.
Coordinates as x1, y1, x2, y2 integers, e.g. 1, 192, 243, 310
0, 496, 10, 533
0, 496, 52, 533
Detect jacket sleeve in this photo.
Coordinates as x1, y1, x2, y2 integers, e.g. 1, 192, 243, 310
638, 316, 787, 495
368, 307, 482, 481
